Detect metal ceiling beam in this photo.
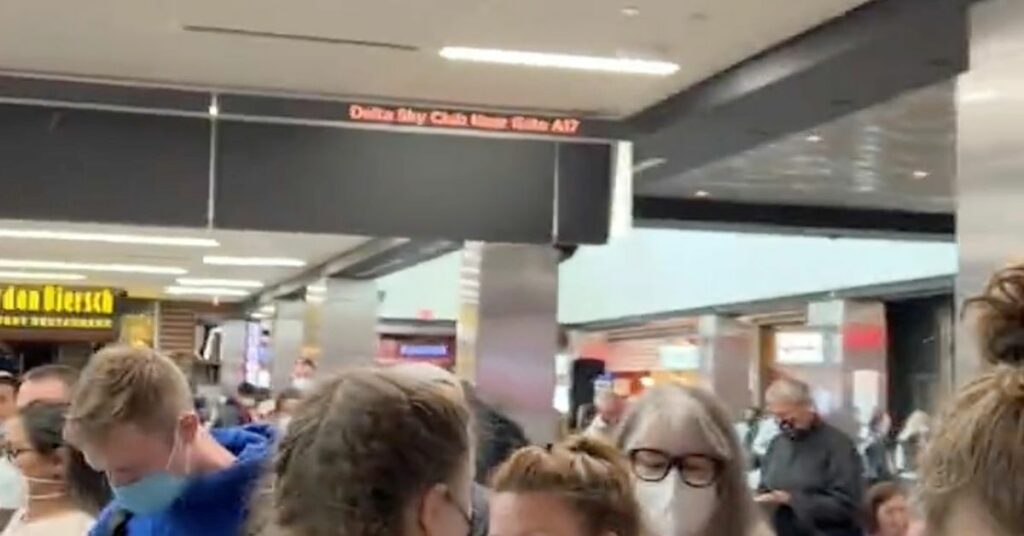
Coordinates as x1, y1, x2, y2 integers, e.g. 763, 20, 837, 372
634, 197, 954, 240
630, 0, 969, 183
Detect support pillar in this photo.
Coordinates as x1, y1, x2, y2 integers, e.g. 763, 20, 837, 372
456, 243, 560, 444
698, 315, 757, 419
270, 300, 307, 390
955, 0, 1024, 386
793, 300, 887, 437
315, 278, 379, 372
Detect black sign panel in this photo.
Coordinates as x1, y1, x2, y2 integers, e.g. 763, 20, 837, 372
0, 105, 210, 227
216, 121, 559, 242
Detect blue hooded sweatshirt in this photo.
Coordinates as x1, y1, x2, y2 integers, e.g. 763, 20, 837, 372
89, 424, 275, 536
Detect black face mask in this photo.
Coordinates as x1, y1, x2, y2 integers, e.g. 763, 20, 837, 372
779, 419, 808, 440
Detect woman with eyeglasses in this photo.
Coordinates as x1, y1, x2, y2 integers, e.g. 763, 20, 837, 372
1, 400, 110, 535
616, 383, 772, 536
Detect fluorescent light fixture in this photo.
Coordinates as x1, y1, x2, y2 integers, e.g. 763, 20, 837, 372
632, 157, 667, 174
805, 134, 823, 143
695, 190, 710, 198
439, 47, 679, 76
0, 271, 87, 281
0, 229, 219, 247
165, 286, 250, 297
203, 256, 307, 267
258, 304, 276, 314
176, 277, 263, 289
208, 103, 219, 117
0, 259, 186, 275
912, 170, 930, 179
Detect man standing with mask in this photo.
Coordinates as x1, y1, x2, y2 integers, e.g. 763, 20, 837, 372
757, 378, 863, 536
64, 345, 274, 536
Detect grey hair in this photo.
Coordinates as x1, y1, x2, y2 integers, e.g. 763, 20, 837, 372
765, 377, 813, 406
616, 384, 761, 536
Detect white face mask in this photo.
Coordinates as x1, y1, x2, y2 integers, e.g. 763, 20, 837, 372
291, 377, 312, 392
635, 470, 717, 536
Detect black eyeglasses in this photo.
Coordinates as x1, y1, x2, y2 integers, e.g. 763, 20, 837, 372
0, 443, 33, 462
627, 448, 723, 487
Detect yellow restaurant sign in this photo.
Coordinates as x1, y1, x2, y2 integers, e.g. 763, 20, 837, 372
0, 284, 116, 330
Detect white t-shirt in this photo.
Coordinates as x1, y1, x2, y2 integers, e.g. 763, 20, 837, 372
0, 509, 94, 536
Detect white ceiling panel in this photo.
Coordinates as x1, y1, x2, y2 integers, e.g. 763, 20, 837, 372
0, 0, 871, 116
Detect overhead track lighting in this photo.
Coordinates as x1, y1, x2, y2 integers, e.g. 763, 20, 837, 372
0, 271, 87, 281
203, 256, 307, 267
176, 277, 263, 289
165, 286, 250, 297
439, 47, 679, 76
0, 259, 187, 275
0, 229, 219, 247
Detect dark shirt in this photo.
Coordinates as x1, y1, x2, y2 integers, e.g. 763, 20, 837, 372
759, 420, 864, 536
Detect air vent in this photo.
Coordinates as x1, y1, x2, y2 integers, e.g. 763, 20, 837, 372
182, 24, 419, 52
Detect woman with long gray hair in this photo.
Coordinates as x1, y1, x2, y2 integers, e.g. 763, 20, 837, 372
616, 383, 771, 536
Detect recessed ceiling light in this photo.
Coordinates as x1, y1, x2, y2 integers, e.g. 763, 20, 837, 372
176, 277, 263, 289
621, 6, 640, 17
439, 47, 679, 76
0, 229, 219, 247
805, 134, 823, 143
695, 190, 711, 198
0, 259, 186, 275
0, 271, 87, 281
911, 170, 930, 179
202, 256, 307, 268
165, 286, 250, 297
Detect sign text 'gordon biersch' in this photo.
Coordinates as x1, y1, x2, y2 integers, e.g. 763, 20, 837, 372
0, 284, 117, 330
348, 104, 582, 136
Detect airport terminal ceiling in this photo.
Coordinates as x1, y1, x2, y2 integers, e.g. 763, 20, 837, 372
635, 82, 956, 214
0, 219, 370, 301
0, 0, 870, 117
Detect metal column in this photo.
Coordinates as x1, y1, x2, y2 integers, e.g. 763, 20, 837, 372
457, 243, 560, 444
955, 0, 1024, 386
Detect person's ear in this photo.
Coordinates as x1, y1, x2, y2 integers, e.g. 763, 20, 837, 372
179, 413, 200, 444
418, 483, 448, 536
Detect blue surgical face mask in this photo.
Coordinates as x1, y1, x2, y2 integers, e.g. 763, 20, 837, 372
111, 425, 191, 515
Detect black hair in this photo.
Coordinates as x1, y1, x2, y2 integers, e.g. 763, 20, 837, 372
18, 401, 112, 514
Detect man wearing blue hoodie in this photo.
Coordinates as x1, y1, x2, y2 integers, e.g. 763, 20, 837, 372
63, 345, 275, 536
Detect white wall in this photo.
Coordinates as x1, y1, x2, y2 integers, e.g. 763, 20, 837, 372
377, 230, 958, 324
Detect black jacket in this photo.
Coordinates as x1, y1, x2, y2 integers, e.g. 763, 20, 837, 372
759, 420, 864, 536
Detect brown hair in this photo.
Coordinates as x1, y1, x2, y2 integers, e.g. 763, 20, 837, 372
490, 435, 642, 536
270, 367, 471, 536
66, 345, 192, 445
863, 482, 906, 534
616, 383, 759, 536
23, 364, 79, 389
919, 264, 1024, 534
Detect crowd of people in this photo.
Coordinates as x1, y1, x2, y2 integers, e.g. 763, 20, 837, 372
0, 262, 1022, 536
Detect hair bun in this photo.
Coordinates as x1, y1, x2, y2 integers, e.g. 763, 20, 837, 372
559, 435, 620, 462
966, 265, 1024, 366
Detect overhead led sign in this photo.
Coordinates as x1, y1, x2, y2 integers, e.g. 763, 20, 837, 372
0, 284, 117, 330
348, 104, 583, 136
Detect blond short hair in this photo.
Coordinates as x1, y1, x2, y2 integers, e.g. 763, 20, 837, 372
66, 344, 193, 444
